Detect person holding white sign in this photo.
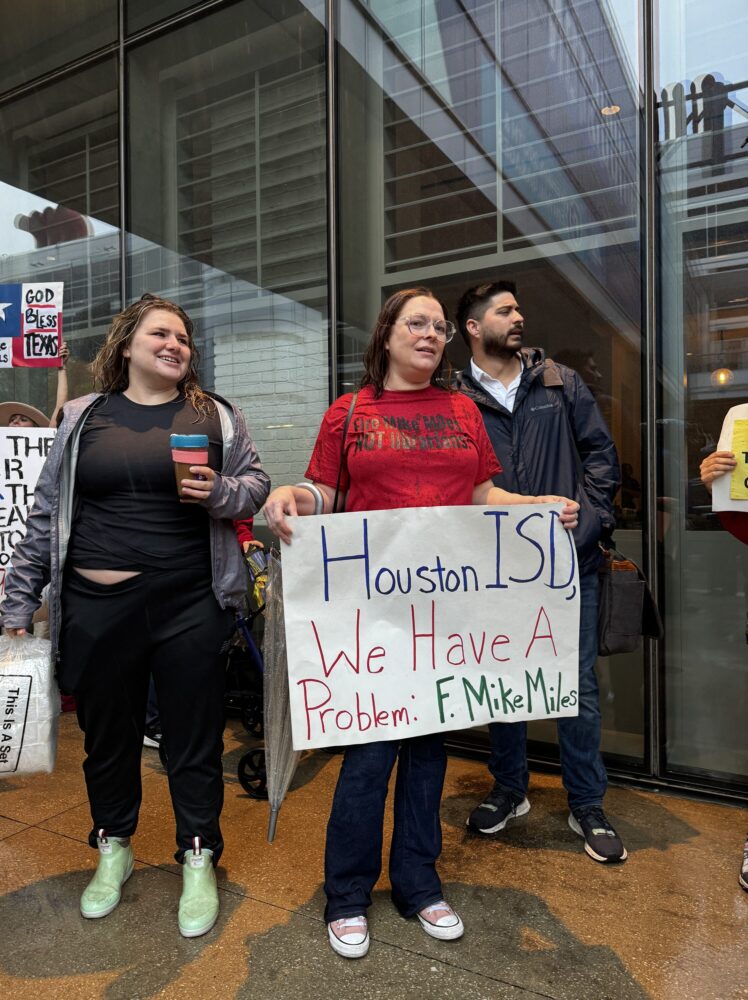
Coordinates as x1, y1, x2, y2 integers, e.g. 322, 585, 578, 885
263, 286, 579, 960
1, 294, 269, 938
699, 403, 748, 893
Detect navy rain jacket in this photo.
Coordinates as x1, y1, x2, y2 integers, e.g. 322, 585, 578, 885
457, 348, 620, 575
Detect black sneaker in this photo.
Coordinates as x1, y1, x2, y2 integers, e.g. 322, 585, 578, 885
740, 835, 748, 891
143, 726, 162, 749
569, 806, 627, 863
466, 786, 530, 834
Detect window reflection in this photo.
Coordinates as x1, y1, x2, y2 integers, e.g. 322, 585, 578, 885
127, 0, 329, 492
0, 60, 120, 416
0, 0, 116, 93
658, 0, 748, 782
339, 0, 644, 762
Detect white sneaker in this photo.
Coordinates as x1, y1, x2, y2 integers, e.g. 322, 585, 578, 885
327, 915, 370, 958
416, 901, 464, 941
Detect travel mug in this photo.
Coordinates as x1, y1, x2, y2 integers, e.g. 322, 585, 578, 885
170, 433, 209, 497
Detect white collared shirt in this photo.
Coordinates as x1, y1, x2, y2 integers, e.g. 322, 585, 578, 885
470, 357, 522, 413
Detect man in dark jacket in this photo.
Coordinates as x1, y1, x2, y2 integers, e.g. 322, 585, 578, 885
456, 280, 625, 863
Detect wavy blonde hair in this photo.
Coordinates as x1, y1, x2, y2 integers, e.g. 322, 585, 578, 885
91, 293, 215, 419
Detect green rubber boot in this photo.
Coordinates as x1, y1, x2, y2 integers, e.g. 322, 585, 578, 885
178, 841, 218, 938
80, 834, 134, 919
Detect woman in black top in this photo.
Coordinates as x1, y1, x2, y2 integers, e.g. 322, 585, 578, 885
2, 294, 269, 937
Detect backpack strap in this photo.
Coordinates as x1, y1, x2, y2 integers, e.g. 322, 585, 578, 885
333, 391, 358, 513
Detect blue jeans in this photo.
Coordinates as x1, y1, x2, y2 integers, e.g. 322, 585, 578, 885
487, 570, 607, 813
324, 734, 447, 922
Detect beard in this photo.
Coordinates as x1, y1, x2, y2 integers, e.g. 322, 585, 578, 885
483, 327, 523, 359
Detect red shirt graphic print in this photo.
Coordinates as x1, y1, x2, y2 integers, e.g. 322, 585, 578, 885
305, 385, 501, 512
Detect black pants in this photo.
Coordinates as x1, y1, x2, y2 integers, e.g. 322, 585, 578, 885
60, 566, 234, 864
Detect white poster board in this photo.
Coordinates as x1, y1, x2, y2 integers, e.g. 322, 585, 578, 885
0, 429, 56, 600
712, 403, 748, 512
281, 504, 580, 751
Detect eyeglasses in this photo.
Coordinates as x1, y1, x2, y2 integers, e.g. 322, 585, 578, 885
398, 315, 456, 343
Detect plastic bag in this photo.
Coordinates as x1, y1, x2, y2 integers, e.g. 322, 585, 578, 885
0, 635, 58, 776
244, 544, 269, 615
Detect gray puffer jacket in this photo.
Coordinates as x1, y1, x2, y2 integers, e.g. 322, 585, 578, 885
1, 392, 270, 657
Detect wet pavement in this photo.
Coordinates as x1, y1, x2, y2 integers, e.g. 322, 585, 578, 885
1, 715, 746, 1000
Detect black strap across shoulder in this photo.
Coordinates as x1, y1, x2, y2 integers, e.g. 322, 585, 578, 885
333, 391, 358, 513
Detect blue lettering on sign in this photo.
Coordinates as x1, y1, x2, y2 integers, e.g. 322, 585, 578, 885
0, 286, 23, 338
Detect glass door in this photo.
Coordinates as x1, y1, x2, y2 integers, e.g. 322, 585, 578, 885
657, 0, 748, 791
335, 0, 647, 767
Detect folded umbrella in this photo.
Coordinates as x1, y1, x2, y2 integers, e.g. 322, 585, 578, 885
263, 550, 300, 842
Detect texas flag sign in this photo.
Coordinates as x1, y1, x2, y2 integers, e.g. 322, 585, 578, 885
0, 283, 63, 369
0, 285, 23, 339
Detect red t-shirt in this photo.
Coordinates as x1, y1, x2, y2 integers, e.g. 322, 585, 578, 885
305, 384, 501, 512
719, 511, 748, 545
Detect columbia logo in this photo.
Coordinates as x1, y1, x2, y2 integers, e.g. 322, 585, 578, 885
531, 404, 555, 412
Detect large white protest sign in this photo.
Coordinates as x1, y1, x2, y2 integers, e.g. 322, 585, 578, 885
0, 429, 56, 600
281, 504, 580, 751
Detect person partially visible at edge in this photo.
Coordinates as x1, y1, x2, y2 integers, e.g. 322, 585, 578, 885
455, 280, 624, 864
0, 294, 270, 937
699, 421, 748, 893
0, 340, 71, 429
262, 286, 580, 960
1, 342, 72, 662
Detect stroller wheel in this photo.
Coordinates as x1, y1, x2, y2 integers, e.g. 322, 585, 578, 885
238, 747, 268, 799
241, 694, 264, 739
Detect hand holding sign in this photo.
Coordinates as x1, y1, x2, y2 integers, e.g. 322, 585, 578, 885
700, 449, 737, 487
729, 421, 748, 500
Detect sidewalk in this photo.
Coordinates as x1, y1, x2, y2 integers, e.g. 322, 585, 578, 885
1, 714, 746, 1000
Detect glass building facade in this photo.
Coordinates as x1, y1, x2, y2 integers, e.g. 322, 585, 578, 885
0, 0, 745, 799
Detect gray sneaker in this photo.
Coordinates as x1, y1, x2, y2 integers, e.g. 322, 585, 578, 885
466, 786, 530, 834
569, 807, 627, 863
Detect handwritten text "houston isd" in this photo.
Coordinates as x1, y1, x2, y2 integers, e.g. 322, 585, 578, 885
318, 509, 577, 603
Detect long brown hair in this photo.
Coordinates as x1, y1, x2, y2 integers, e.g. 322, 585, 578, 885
360, 286, 453, 397
90, 293, 215, 418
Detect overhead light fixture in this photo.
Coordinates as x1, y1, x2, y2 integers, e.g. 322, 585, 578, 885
601, 105, 621, 116
710, 366, 734, 387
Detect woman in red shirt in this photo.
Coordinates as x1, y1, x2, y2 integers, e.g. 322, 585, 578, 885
264, 287, 579, 958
